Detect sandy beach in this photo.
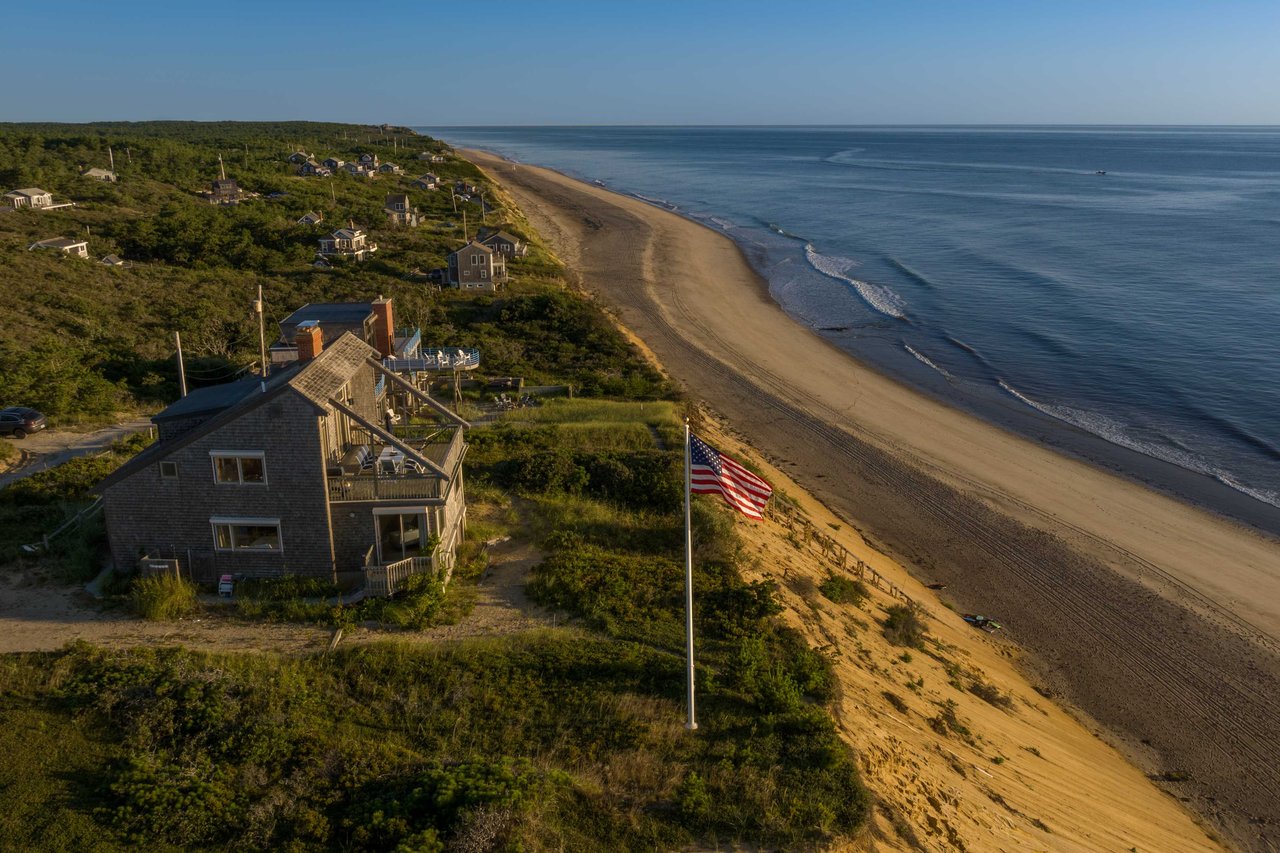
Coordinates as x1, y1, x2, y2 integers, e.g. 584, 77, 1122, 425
467, 149, 1280, 849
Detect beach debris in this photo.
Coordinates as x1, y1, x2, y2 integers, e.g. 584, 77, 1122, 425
963, 613, 1002, 633
926, 582, 947, 590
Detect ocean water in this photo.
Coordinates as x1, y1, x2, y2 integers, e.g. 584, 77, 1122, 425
423, 126, 1280, 518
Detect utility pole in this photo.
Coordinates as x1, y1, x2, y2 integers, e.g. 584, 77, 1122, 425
108, 146, 115, 172
450, 187, 457, 214
329, 180, 336, 206
218, 153, 227, 181
462, 209, 467, 241
125, 147, 132, 164
253, 286, 268, 377
244, 142, 249, 169
480, 193, 487, 225
174, 331, 188, 398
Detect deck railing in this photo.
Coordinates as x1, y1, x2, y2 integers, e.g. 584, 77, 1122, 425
328, 473, 443, 502
364, 555, 434, 597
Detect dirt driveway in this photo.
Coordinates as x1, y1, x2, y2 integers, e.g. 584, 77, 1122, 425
0, 419, 153, 488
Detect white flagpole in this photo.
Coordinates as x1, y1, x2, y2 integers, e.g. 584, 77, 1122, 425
684, 418, 698, 730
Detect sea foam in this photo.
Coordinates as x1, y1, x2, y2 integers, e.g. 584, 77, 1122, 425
804, 244, 907, 319
904, 344, 952, 379
998, 380, 1280, 509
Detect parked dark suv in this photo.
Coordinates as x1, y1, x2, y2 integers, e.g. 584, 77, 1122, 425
0, 407, 47, 439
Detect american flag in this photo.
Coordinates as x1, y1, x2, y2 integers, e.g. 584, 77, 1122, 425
689, 433, 773, 520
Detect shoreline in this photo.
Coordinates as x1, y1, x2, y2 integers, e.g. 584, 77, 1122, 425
465, 148, 1280, 849
468, 146, 1280, 539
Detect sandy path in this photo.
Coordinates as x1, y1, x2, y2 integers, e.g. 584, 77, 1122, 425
0, 418, 153, 488
469, 150, 1280, 850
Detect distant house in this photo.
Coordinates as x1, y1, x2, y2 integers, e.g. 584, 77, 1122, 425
29, 237, 89, 258
317, 227, 377, 262
413, 173, 439, 190
4, 188, 56, 209
210, 178, 244, 205
95, 328, 469, 594
416, 151, 433, 161
383, 193, 423, 227
268, 296, 422, 366
100, 254, 126, 267
358, 153, 380, 169
430, 154, 446, 163
287, 151, 314, 164
447, 241, 507, 292
378, 162, 403, 175
297, 211, 324, 226
453, 181, 480, 195
81, 167, 117, 182
477, 228, 528, 258
343, 162, 376, 178
322, 157, 345, 171
298, 160, 331, 177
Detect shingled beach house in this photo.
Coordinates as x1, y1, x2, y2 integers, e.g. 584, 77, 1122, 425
98, 299, 468, 595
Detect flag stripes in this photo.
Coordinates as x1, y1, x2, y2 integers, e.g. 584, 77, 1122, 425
688, 433, 773, 520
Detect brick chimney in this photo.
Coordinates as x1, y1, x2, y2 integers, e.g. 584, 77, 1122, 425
296, 321, 323, 361
372, 296, 394, 358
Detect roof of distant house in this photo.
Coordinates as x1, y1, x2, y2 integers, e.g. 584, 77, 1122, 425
279, 302, 375, 328
81, 168, 115, 178
29, 237, 86, 250
7, 187, 51, 197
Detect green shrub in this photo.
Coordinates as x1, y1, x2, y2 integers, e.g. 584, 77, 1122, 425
883, 603, 927, 648
818, 574, 867, 605
130, 574, 197, 620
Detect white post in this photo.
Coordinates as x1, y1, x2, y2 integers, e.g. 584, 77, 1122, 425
174, 331, 187, 398
684, 418, 698, 730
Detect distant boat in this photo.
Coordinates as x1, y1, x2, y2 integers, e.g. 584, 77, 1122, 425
1095, 170, 1107, 175
592, 179, 606, 186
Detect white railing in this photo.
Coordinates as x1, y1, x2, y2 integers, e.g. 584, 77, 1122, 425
364, 555, 434, 597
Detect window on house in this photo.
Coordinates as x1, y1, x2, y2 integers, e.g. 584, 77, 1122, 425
479, 268, 487, 279
159, 461, 179, 479
211, 452, 267, 484
211, 518, 282, 552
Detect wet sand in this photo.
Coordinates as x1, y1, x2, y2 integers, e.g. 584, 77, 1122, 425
467, 149, 1280, 850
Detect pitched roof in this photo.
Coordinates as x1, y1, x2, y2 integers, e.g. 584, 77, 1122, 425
7, 188, 51, 197
451, 241, 493, 257
81, 168, 115, 177
385, 193, 409, 205
480, 230, 521, 245
29, 237, 86, 250
330, 228, 361, 239
98, 333, 377, 492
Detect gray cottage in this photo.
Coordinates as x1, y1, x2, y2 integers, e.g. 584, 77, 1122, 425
477, 229, 528, 258
447, 241, 507, 292
383, 193, 422, 227
81, 168, 117, 182
28, 237, 89, 257
317, 227, 377, 262
97, 332, 469, 594
210, 178, 244, 205
4, 188, 56, 209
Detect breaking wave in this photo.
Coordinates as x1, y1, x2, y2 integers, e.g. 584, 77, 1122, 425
804, 244, 907, 319
904, 344, 952, 379
998, 380, 1280, 509
632, 192, 678, 211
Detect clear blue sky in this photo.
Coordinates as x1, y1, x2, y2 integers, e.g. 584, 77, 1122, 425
3, 0, 1278, 125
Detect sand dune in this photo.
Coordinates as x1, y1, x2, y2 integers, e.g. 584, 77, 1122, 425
467, 149, 1280, 851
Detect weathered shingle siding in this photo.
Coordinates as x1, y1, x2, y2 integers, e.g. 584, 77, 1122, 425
103, 391, 334, 579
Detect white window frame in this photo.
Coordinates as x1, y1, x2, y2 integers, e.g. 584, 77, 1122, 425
210, 517, 284, 553
210, 451, 268, 485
